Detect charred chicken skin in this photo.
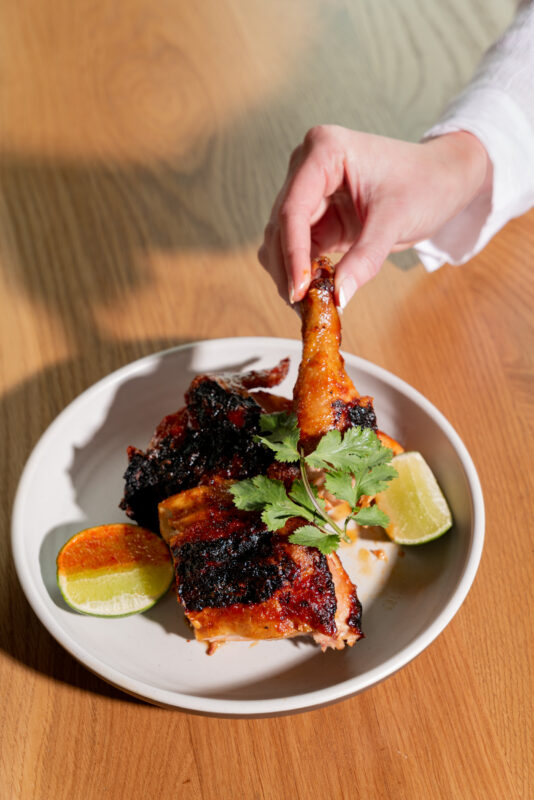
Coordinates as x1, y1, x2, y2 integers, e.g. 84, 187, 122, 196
159, 481, 362, 650
120, 359, 290, 532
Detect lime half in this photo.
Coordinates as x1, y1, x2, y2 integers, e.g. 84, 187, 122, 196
375, 452, 453, 545
56, 523, 174, 616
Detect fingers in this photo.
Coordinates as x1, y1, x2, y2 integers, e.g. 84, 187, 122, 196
334, 206, 400, 308
259, 126, 405, 309
258, 225, 291, 306
310, 189, 363, 253
259, 126, 347, 304
258, 219, 290, 304
278, 153, 329, 302
258, 156, 309, 303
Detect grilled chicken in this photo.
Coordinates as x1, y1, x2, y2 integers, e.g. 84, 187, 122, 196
159, 481, 362, 650
154, 258, 369, 652
295, 257, 402, 455
120, 359, 290, 532
294, 256, 377, 451
121, 256, 399, 652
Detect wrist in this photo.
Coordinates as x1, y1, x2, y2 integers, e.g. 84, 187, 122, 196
425, 131, 493, 209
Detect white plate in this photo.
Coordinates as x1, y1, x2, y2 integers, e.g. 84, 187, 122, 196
12, 338, 484, 716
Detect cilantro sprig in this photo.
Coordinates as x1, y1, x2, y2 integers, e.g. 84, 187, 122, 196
229, 412, 397, 555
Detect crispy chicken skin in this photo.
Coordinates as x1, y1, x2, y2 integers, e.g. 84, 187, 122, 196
159, 482, 362, 650
120, 359, 290, 531
294, 257, 377, 451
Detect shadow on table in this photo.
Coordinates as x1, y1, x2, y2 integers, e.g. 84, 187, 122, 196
0, 341, 189, 706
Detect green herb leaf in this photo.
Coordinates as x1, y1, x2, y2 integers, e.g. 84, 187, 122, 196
325, 461, 398, 507
254, 412, 300, 463
231, 416, 398, 553
261, 500, 311, 532
305, 426, 388, 471
323, 470, 357, 507
352, 505, 390, 528
229, 475, 289, 512
356, 463, 398, 499
229, 475, 308, 531
288, 479, 326, 520
288, 525, 340, 555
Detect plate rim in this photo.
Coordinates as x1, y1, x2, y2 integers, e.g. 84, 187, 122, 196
11, 336, 485, 716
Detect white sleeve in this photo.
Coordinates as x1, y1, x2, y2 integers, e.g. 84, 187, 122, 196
414, 1, 534, 272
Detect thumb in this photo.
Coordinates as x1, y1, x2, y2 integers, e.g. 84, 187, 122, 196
334, 208, 399, 307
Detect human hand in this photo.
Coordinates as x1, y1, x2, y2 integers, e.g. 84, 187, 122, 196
258, 125, 491, 307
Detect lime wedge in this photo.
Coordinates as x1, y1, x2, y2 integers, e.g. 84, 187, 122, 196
56, 523, 174, 616
375, 452, 453, 545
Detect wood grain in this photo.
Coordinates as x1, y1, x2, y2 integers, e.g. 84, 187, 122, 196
1, 1, 532, 798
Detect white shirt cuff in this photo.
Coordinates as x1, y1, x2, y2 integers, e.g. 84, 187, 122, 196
414, 84, 534, 271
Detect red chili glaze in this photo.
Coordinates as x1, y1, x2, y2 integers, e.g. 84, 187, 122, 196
150, 407, 189, 448
187, 548, 338, 638
275, 545, 338, 635
178, 500, 263, 546
176, 524, 338, 637
227, 406, 248, 428
294, 256, 372, 450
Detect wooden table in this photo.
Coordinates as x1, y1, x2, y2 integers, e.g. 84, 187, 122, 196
1, 1, 532, 798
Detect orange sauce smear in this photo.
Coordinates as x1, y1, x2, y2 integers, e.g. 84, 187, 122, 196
58, 524, 170, 573
370, 549, 387, 561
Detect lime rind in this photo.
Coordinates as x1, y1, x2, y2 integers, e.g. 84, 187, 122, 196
376, 451, 453, 546
387, 518, 453, 547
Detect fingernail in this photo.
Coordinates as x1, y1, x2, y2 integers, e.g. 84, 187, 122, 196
291, 278, 308, 304
289, 281, 295, 304
338, 276, 357, 309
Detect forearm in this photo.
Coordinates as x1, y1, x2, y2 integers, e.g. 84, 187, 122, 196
415, 1, 534, 270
